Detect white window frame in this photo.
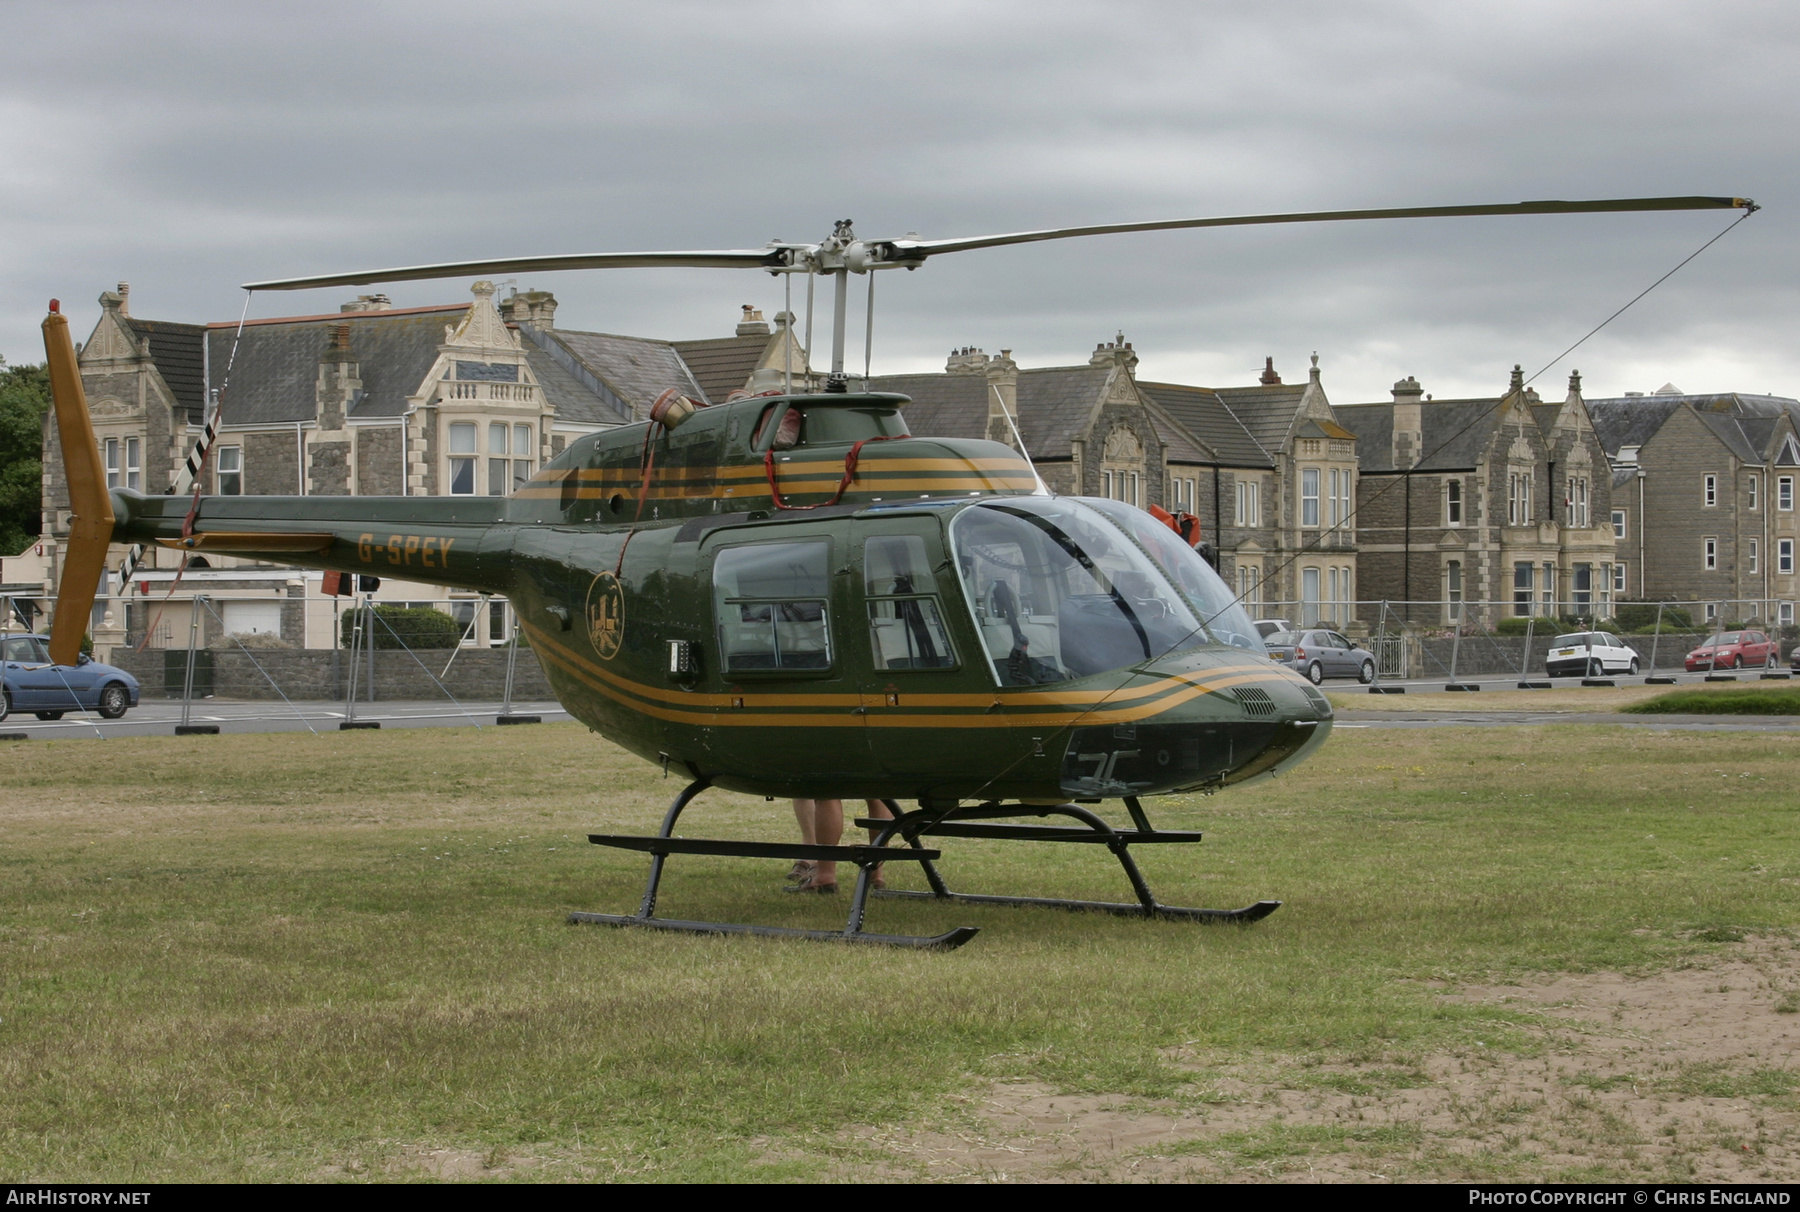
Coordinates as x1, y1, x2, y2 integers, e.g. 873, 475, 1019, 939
216, 445, 242, 496
447, 421, 478, 495
1781, 476, 1795, 512
1235, 478, 1260, 527
1237, 563, 1260, 611
1749, 474, 1759, 511
1301, 468, 1320, 528
1704, 474, 1718, 507
1446, 478, 1463, 526
1749, 539, 1759, 575
1704, 536, 1718, 571
104, 437, 121, 489
1446, 559, 1463, 621
1612, 562, 1627, 594
1338, 473, 1352, 535
1612, 509, 1626, 540
1781, 539, 1795, 576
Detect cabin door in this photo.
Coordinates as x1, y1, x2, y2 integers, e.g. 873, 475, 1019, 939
852, 520, 971, 785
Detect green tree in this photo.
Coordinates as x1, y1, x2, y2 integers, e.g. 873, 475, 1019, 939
0, 358, 51, 557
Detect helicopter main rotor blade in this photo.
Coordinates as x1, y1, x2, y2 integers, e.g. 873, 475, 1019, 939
878, 196, 1756, 261
243, 248, 787, 292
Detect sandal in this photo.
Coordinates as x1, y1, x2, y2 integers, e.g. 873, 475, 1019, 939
783, 872, 838, 895
785, 859, 816, 883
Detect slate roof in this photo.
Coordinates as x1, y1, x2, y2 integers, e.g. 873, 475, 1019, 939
1137, 381, 1272, 467
1586, 393, 1800, 465
1214, 383, 1309, 454
512, 324, 631, 427
1017, 366, 1113, 456
207, 305, 469, 426
1337, 398, 1506, 473
546, 329, 708, 416
671, 334, 768, 403
865, 366, 1116, 461
1584, 397, 1684, 457
126, 319, 206, 421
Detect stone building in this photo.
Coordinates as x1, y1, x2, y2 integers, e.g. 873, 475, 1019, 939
875, 345, 1361, 627
1338, 367, 1616, 624
40, 283, 809, 652
1587, 387, 1800, 626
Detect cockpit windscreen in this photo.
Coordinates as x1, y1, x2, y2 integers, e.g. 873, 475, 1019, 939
1080, 498, 1263, 653
951, 498, 1208, 686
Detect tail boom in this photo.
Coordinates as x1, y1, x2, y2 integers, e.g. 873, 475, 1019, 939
112, 489, 512, 595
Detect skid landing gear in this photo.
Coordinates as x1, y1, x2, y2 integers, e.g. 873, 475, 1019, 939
572, 780, 977, 949
860, 799, 1281, 924
570, 782, 1279, 949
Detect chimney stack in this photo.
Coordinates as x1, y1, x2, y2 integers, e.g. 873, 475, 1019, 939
116, 282, 130, 317
1391, 375, 1423, 469
946, 346, 991, 374
1259, 356, 1281, 385
985, 349, 1020, 447
736, 305, 770, 337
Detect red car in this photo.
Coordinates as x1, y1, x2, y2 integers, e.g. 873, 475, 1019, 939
1684, 629, 1780, 671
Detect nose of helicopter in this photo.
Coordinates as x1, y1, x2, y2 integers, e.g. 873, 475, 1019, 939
1055, 647, 1333, 799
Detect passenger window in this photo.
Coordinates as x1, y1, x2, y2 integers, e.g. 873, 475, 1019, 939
713, 541, 832, 672
865, 535, 955, 670
4, 636, 39, 662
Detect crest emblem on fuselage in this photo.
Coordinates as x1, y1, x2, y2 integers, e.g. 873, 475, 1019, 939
585, 570, 625, 660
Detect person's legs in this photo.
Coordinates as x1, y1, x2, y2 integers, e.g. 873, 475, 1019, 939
862, 798, 894, 889
810, 798, 844, 886
788, 799, 816, 882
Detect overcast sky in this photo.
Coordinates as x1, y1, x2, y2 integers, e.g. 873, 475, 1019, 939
3, 0, 1795, 405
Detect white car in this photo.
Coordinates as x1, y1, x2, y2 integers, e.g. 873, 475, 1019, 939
1545, 631, 1640, 678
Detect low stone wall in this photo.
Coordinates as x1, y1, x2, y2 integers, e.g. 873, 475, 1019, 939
110, 646, 554, 702
1412, 633, 1713, 678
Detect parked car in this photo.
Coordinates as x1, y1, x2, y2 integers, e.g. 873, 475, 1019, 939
1682, 630, 1779, 672
1545, 632, 1640, 678
1263, 629, 1377, 684
1252, 618, 1294, 641
0, 634, 140, 722
1791, 644, 1800, 673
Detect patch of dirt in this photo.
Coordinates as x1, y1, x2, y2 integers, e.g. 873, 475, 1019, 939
318, 1144, 540, 1181
842, 936, 1800, 1182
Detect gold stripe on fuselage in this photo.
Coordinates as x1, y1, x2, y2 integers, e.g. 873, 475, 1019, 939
522, 621, 1303, 729
514, 455, 1038, 502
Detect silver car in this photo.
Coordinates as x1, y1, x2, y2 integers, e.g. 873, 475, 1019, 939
1263, 629, 1377, 685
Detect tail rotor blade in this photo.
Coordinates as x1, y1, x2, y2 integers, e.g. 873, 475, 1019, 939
42, 303, 115, 666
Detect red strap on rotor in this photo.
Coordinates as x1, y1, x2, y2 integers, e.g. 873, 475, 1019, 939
764, 435, 900, 511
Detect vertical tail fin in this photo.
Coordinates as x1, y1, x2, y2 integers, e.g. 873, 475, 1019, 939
42, 301, 115, 665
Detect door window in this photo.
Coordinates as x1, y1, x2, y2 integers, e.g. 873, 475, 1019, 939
714, 541, 832, 672
864, 535, 955, 670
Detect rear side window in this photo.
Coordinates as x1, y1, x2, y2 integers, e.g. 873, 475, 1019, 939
714, 541, 832, 672
4, 636, 46, 663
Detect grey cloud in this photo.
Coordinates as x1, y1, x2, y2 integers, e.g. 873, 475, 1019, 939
2, 0, 1795, 405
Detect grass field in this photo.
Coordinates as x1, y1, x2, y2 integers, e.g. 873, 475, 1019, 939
2, 722, 1797, 1182
1623, 687, 1800, 715
1330, 678, 1800, 714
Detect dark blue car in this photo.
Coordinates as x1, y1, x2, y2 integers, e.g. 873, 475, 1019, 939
1, 634, 140, 722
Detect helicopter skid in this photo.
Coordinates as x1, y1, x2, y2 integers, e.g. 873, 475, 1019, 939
870, 889, 1281, 923
861, 799, 1281, 927
567, 910, 979, 950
